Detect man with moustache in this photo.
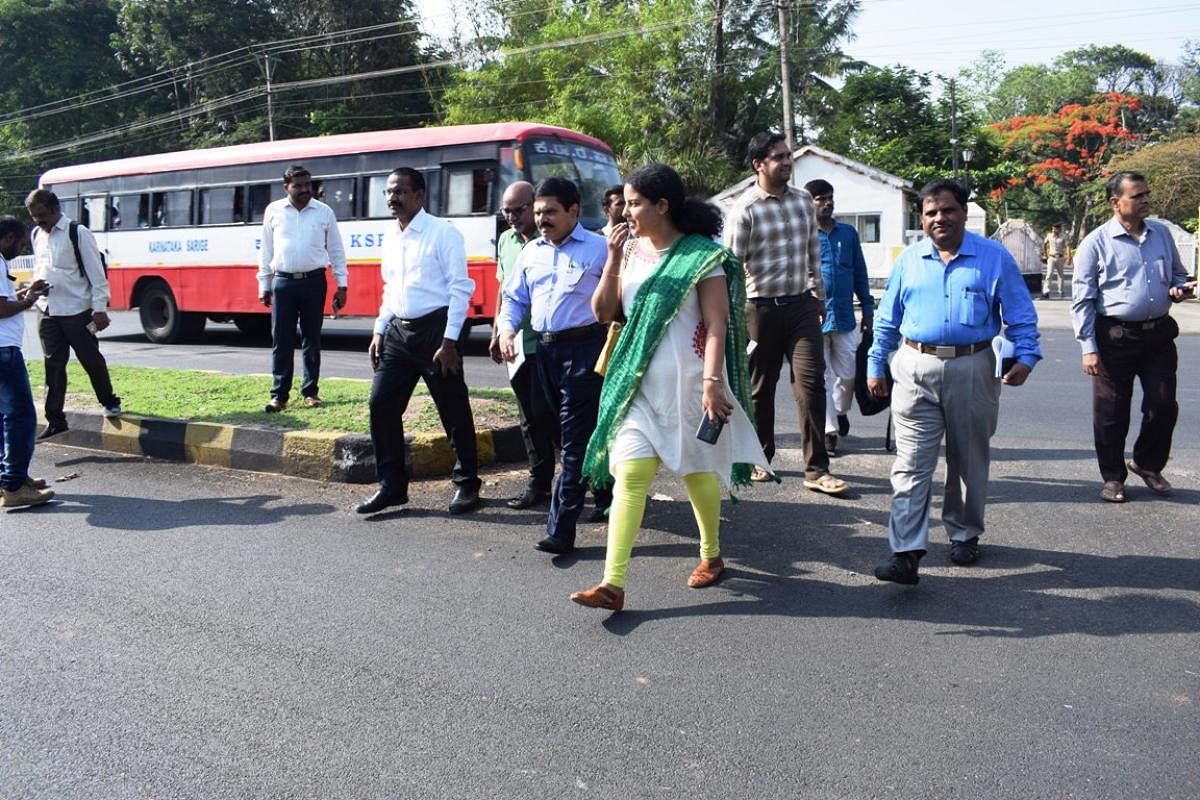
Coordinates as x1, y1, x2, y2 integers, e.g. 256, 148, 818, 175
1071, 172, 1195, 503
725, 131, 845, 495
257, 164, 347, 412
0, 216, 54, 508
489, 181, 557, 509
867, 179, 1040, 584
356, 167, 481, 517
498, 177, 611, 555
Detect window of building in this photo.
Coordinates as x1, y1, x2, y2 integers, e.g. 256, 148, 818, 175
841, 213, 881, 244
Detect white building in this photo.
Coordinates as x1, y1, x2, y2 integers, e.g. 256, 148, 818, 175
711, 144, 914, 283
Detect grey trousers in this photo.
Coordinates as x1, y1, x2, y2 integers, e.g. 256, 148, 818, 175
887, 345, 1001, 553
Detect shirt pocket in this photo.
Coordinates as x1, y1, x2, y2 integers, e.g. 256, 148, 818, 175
1153, 257, 1168, 284
958, 288, 989, 326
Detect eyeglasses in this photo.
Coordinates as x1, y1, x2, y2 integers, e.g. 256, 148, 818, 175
501, 203, 530, 216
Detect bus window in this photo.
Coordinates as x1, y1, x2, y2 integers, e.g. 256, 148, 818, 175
112, 193, 150, 228
248, 183, 275, 223
81, 196, 108, 232
152, 190, 193, 227
316, 177, 355, 219
366, 175, 390, 218
198, 186, 246, 225
445, 166, 495, 216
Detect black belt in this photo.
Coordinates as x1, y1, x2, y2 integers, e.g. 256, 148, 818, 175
752, 293, 811, 306
538, 323, 606, 344
1099, 314, 1168, 331
275, 268, 326, 280
392, 307, 447, 329
904, 338, 991, 358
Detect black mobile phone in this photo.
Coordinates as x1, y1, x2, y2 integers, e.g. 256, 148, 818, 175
696, 412, 725, 445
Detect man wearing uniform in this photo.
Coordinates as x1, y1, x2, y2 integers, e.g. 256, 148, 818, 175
25, 189, 121, 440
257, 164, 347, 412
1071, 171, 1195, 503
498, 177, 612, 555
1041, 222, 1071, 299
867, 179, 1041, 584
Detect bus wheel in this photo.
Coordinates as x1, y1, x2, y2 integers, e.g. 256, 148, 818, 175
233, 313, 272, 341
138, 280, 205, 343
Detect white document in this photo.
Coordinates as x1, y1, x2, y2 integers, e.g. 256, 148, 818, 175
992, 335, 1015, 378
506, 332, 526, 379
747, 339, 758, 356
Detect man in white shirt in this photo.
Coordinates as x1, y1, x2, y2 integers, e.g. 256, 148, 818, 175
257, 164, 348, 412
25, 189, 121, 441
356, 167, 482, 517
0, 216, 54, 508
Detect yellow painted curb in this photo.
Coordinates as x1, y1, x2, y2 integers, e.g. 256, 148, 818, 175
283, 430, 340, 481
184, 422, 235, 468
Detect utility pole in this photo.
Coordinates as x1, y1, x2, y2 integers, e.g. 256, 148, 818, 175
776, 0, 794, 147
948, 78, 959, 181
258, 53, 276, 142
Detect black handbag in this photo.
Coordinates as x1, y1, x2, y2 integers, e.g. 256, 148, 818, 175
854, 328, 892, 417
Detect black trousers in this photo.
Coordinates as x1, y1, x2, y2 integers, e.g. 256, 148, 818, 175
745, 294, 829, 478
510, 357, 558, 493
369, 309, 480, 496
270, 271, 326, 402
38, 310, 119, 427
1092, 315, 1179, 483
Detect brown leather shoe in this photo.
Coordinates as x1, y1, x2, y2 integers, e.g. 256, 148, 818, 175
687, 557, 724, 588
569, 583, 625, 612
264, 398, 286, 413
302, 396, 323, 408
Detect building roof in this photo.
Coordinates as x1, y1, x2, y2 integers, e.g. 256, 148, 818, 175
710, 143, 913, 207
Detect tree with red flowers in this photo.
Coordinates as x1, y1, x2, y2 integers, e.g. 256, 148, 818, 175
989, 93, 1141, 239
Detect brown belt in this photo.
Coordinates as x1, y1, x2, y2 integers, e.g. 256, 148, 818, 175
904, 338, 991, 358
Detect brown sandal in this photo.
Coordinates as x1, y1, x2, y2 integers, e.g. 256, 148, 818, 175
570, 583, 625, 612
1099, 480, 1126, 503
1127, 460, 1171, 495
687, 557, 724, 588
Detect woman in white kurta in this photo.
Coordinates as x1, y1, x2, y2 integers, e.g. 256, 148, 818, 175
572, 164, 769, 613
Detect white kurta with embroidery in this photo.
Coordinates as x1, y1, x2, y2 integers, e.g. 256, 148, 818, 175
608, 240, 770, 487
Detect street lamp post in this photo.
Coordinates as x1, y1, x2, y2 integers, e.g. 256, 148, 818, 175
962, 147, 974, 196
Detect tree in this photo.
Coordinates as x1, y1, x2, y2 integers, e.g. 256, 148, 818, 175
989, 93, 1141, 239
1107, 135, 1200, 230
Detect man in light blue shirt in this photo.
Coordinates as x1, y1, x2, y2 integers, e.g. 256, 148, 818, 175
498, 177, 611, 555
867, 179, 1040, 584
1071, 171, 1195, 503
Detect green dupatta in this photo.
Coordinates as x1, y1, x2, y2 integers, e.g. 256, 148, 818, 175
582, 233, 756, 491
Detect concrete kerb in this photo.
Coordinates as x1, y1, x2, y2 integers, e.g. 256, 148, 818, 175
54, 410, 528, 484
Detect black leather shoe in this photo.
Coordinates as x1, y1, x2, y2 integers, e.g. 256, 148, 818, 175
874, 550, 923, 585
837, 414, 850, 436
586, 506, 609, 523
506, 487, 551, 510
535, 536, 573, 555
38, 423, 68, 440
824, 433, 838, 457
356, 488, 408, 514
448, 487, 481, 515
949, 536, 980, 566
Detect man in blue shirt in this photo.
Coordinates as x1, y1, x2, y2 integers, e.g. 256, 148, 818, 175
805, 179, 873, 456
867, 179, 1041, 584
498, 177, 612, 555
1071, 171, 1195, 503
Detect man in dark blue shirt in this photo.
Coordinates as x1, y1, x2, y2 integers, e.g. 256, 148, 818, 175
805, 179, 873, 456
867, 180, 1041, 584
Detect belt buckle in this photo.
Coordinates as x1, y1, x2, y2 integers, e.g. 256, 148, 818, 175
934, 345, 957, 358
1141, 321, 1155, 329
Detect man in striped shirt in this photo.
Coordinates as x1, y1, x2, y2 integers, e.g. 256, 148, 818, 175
725, 132, 846, 495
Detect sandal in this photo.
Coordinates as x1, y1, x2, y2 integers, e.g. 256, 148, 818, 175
570, 583, 625, 612
1099, 480, 1126, 503
1127, 460, 1171, 495
687, 557, 724, 588
803, 473, 847, 495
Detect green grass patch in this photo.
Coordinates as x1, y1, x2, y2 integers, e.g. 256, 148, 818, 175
25, 361, 519, 435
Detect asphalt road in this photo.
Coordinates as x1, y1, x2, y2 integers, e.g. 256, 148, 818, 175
2, 300, 1198, 798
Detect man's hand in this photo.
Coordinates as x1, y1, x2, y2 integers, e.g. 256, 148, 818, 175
259, 291, 272, 308
1169, 281, 1196, 302
1002, 362, 1032, 386
860, 316, 872, 334
368, 333, 383, 371
1082, 352, 1102, 376
867, 377, 889, 398
331, 287, 347, 315
432, 338, 461, 375
488, 333, 503, 364
498, 330, 519, 362
92, 311, 111, 332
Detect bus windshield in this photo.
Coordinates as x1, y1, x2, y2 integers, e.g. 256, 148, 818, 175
524, 138, 621, 229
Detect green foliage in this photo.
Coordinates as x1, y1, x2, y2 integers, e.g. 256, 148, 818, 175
1107, 135, 1200, 226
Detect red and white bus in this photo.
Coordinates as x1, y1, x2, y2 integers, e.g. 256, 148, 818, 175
37, 122, 622, 342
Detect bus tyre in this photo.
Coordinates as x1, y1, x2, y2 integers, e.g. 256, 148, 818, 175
138, 281, 205, 344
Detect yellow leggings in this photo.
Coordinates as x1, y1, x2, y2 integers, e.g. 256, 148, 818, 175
603, 457, 722, 589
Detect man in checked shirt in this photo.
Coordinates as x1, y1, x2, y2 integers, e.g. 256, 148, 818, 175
725, 132, 846, 495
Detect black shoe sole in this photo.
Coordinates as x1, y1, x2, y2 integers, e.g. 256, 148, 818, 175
535, 537, 573, 555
